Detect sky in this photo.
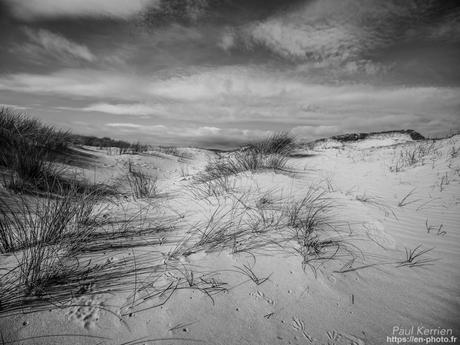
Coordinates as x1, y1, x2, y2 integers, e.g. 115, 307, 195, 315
0, 0, 459, 147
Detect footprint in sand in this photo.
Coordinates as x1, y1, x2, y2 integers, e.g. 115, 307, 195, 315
290, 317, 313, 342
363, 221, 396, 249
66, 295, 104, 330
249, 290, 275, 305
327, 329, 339, 341
325, 329, 365, 345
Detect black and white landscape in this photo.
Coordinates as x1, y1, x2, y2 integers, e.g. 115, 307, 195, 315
0, 1, 459, 344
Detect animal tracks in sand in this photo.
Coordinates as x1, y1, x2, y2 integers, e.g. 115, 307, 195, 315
66, 295, 104, 330
363, 221, 396, 250
290, 316, 313, 342
284, 318, 365, 345
327, 329, 340, 341
249, 289, 275, 305
324, 329, 365, 345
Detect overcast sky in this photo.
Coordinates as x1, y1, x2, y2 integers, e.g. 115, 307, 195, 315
0, 0, 459, 147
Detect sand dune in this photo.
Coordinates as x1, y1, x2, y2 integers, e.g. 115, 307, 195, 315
1, 132, 459, 345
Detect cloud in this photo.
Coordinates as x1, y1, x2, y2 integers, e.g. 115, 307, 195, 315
0, 103, 30, 111
82, 103, 164, 116
1, 66, 459, 141
141, 0, 210, 25
17, 28, 96, 63
226, 0, 374, 63
106, 123, 166, 130
4, 0, 160, 20
2, 66, 459, 108
103, 122, 271, 147
291, 125, 340, 138
221, 0, 459, 77
0, 69, 148, 99
218, 29, 236, 51
246, 20, 356, 62
146, 66, 308, 101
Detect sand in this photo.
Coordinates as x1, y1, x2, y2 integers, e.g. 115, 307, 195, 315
1, 133, 459, 345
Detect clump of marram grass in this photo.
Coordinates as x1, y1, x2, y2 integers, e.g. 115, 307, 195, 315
390, 141, 440, 172
198, 132, 295, 182
244, 131, 295, 156
0, 108, 117, 197
397, 245, 436, 268
285, 191, 331, 259
126, 161, 158, 198
0, 107, 70, 152
1, 137, 71, 195
0, 182, 99, 254
0, 183, 179, 314
285, 189, 330, 231
0, 108, 89, 195
183, 186, 355, 273
0, 181, 102, 296
3, 136, 54, 182
186, 175, 237, 200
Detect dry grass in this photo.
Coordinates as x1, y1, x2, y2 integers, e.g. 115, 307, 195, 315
0, 184, 102, 296
182, 185, 357, 276
283, 189, 345, 272
397, 245, 436, 268
0, 108, 68, 190
397, 188, 420, 207
390, 141, 440, 172
199, 132, 295, 182
0, 111, 373, 320
0, 108, 116, 197
0, 193, 179, 315
244, 131, 295, 156
185, 175, 237, 200
233, 263, 271, 285
126, 161, 158, 198
0, 107, 70, 152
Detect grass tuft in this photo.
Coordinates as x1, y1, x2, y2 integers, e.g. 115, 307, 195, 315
397, 245, 436, 268
390, 141, 440, 172
244, 131, 295, 155
0, 184, 102, 296
0, 108, 103, 195
199, 132, 295, 181
126, 161, 158, 198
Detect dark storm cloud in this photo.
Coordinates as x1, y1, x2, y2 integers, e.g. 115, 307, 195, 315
140, 0, 307, 26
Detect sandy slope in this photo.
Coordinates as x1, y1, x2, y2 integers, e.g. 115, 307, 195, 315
1, 134, 459, 345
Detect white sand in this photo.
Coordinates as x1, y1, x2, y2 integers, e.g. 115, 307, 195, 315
1, 134, 459, 345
